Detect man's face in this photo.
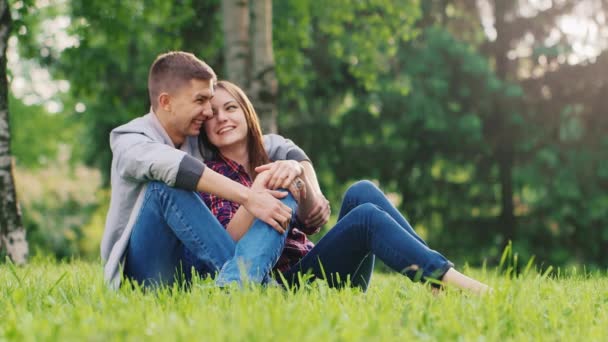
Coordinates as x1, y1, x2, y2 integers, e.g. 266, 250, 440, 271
165, 78, 214, 145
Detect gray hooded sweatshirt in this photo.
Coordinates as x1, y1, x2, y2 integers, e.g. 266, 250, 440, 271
100, 112, 308, 289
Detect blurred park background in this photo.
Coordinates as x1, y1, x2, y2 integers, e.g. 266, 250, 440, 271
2, 0, 607, 269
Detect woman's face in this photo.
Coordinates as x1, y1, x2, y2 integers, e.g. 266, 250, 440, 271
206, 88, 249, 150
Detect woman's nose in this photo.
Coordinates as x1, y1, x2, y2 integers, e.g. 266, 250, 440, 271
216, 110, 228, 122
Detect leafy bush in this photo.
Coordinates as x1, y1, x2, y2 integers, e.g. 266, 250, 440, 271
13, 150, 103, 260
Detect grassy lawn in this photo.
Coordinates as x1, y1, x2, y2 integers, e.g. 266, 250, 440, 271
1, 258, 607, 341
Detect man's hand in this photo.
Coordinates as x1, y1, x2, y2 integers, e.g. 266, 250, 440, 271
255, 160, 303, 190
242, 189, 292, 234
302, 193, 331, 228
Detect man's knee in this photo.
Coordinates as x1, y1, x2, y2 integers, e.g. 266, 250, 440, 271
147, 181, 171, 192
147, 181, 194, 198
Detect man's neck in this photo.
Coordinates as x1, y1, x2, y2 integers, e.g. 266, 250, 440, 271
153, 109, 184, 147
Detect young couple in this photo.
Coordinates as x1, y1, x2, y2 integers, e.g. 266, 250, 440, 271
101, 51, 489, 294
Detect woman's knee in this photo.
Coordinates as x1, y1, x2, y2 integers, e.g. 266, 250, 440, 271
344, 180, 378, 200
278, 189, 298, 211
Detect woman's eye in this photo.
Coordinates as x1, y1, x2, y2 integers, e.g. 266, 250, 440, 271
227, 105, 237, 111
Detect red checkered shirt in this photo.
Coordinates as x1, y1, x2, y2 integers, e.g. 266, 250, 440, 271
200, 155, 319, 273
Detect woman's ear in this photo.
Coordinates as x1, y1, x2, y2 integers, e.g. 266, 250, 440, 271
158, 92, 171, 112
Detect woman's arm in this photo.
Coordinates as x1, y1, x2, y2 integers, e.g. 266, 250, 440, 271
223, 171, 286, 241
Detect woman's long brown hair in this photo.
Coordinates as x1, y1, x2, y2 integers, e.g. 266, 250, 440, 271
198, 80, 270, 179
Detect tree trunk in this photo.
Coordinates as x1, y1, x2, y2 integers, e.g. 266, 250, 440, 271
0, 0, 28, 264
249, 0, 278, 133
221, 0, 278, 133
221, 0, 250, 89
492, 0, 516, 242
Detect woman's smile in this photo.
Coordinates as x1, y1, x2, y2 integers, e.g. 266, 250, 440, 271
217, 125, 236, 135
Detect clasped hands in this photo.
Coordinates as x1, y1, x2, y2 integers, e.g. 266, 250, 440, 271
253, 160, 330, 229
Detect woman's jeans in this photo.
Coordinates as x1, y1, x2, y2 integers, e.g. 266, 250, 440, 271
280, 180, 453, 291
123, 181, 296, 288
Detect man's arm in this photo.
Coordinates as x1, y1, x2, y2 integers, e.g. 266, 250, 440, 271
263, 134, 309, 162
111, 132, 187, 185
298, 161, 330, 229
112, 130, 293, 232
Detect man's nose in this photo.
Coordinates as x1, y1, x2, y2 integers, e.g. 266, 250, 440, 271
202, 105, 213, 119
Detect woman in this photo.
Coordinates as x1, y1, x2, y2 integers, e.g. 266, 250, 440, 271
199, 80, 489, 294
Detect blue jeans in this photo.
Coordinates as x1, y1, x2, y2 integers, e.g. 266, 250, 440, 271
123, 181, 296, 287
280, 180, 453, 291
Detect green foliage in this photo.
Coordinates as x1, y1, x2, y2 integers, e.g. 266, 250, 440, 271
274, 0, 420, 118
14, 162, 102, 260
9, 94, 83, 168
20, 0, 223, 182
10, 0, 608, 268
2, 259, 608, 340
278, 24, 510, 263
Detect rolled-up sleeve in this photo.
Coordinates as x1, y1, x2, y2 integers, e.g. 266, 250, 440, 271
175, 155, 206, 190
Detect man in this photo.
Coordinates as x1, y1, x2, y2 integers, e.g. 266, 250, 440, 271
101, 51, 329, 289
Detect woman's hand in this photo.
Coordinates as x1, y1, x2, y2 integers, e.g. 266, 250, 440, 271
254, 160, 303, 190
248, 171, 291, 233
242, 188, 291, 234
302, 193, 331, 228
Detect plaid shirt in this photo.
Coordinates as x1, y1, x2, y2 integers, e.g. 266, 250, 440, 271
200, 155, 318, 273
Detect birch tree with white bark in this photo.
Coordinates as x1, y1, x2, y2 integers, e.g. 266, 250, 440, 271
0, 0, 28, 265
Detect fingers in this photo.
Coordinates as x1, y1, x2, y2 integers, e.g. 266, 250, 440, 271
304, 198, 331, 227
267, 189, 293, 219
246, 189, 293, 235
265, 196, 291, 235
305, 202, 323, 221
268, 220, 286, 235
268, 189, 288, 199
261, 161, 302, 190
308, 209, 329, 227
254, 163, 273, 173
269, 166, 292, 189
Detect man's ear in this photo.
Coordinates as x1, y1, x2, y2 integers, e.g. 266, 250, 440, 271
158, 92, 171, 112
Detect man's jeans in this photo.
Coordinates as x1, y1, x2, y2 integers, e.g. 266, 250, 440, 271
123, 181, 296, 287
280, 180, 453, 291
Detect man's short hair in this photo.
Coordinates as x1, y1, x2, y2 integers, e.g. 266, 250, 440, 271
148, 51, 217, 110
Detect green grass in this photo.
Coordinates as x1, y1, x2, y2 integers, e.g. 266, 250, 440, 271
1, 258, 608, 341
